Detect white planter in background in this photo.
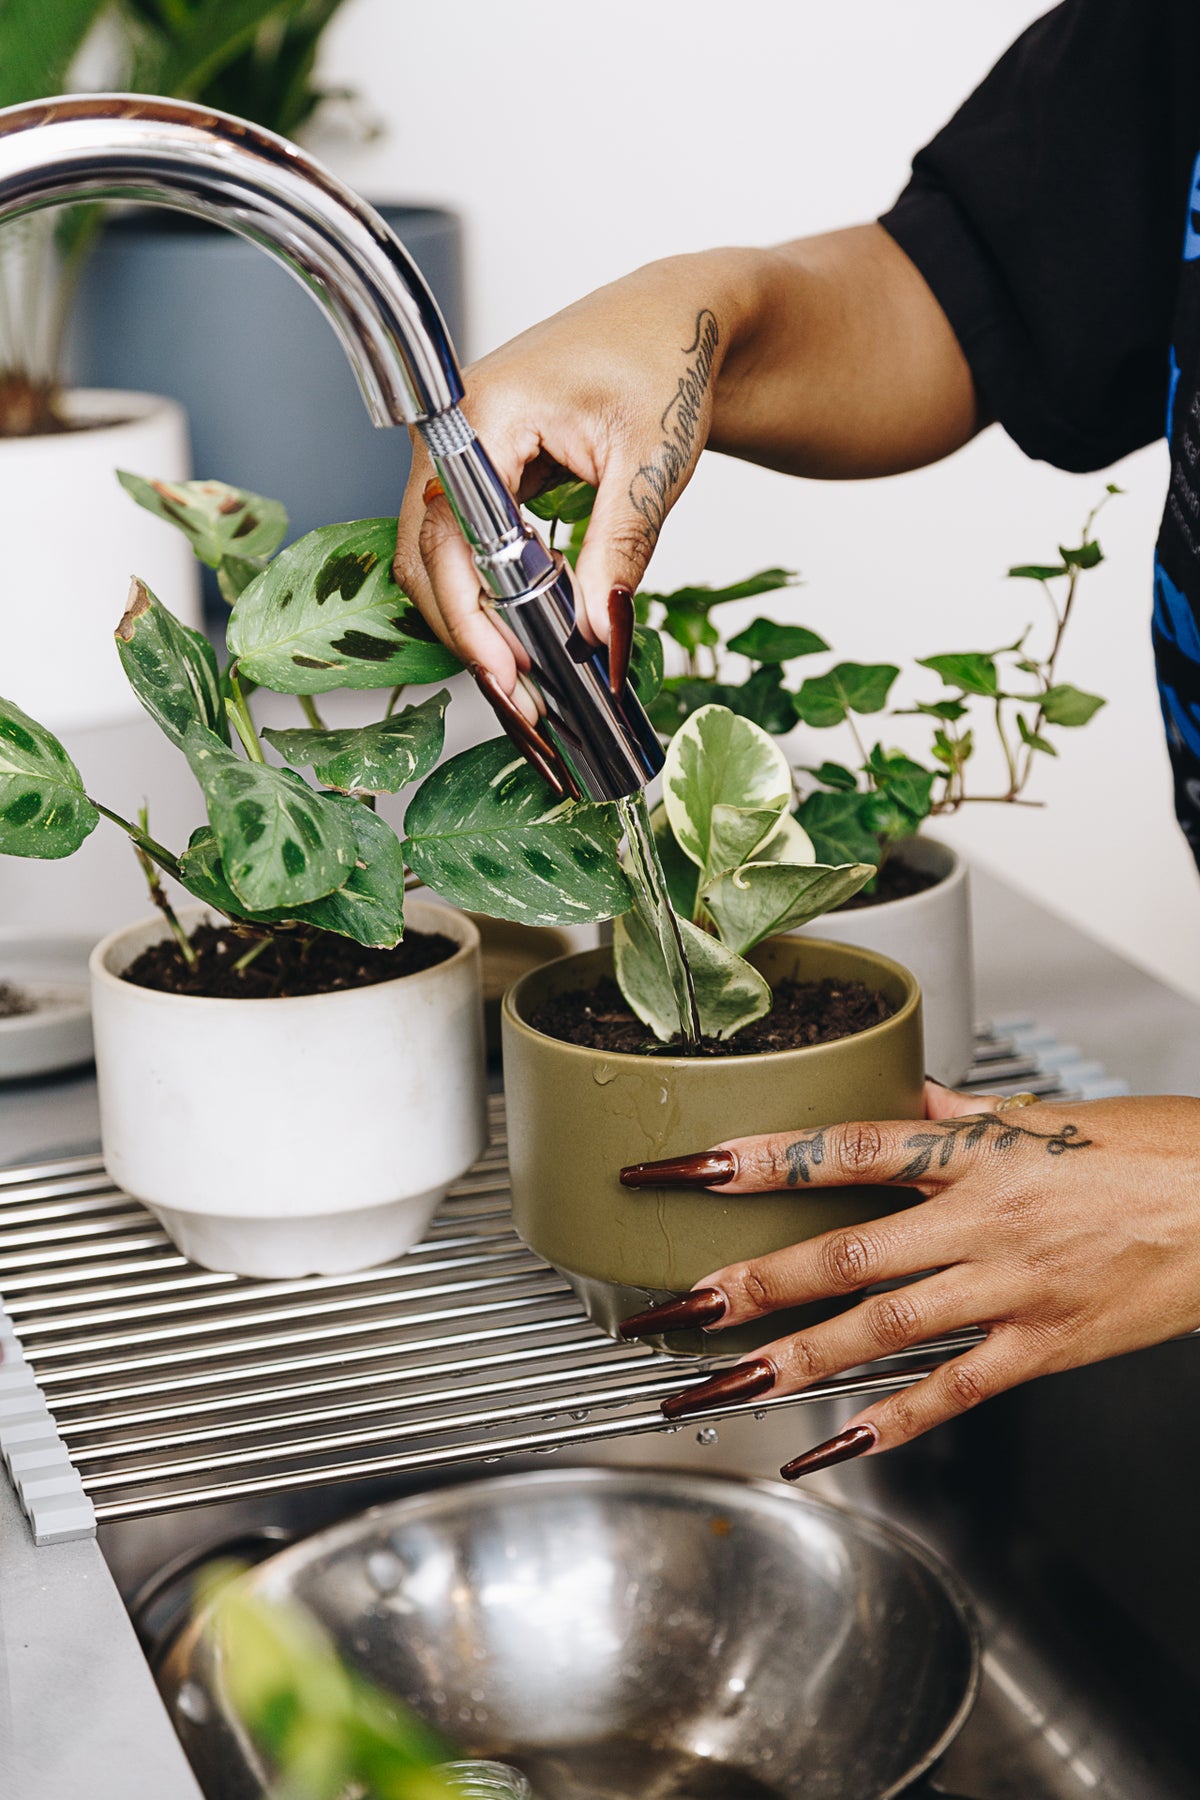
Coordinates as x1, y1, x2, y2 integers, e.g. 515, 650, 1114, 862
797, 837, 974, 1087
89, 900, 488, 1277
0, 389, 200, 731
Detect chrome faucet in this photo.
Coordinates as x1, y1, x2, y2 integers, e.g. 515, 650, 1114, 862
0, 94, 664, 802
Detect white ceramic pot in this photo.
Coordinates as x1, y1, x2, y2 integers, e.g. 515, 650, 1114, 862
0, 389, 200, 732
797, 837, 974, 1086
89, 900, 487, 1277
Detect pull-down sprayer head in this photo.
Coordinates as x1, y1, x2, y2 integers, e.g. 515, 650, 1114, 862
0, 94, 664, 801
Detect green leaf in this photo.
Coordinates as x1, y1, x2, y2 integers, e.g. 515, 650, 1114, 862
1008, 563, 1067, 582
864, 746, 935, 823
662, 705, 791, 879
793, 661, 899, 727
1038, 684, 1105, 726
895, 698, 969, 723
702, 859, 875, 956
647, 676, 722, 735
135, 0, 313, 99
118, 470, 287, 568
0, 697, 98, 859
0, 0, 107, 106
657, 599, 720, 656
227, 519, 461, 693
642, 569, 799, 658
524, 479, 596, 524
629, 626, 664, 707
916, 652, 999, 697
262, 690, 448, 794
115, 577, 226, 750
794, 790, 880, 868
723, 665, 797, 735
725, 617, 828, 663
862, 790, 920, 845
403, 737, 628, 927
1016, 713, 1057, 757
184, 725, 357, 910
801, 760, 859, 792
613, 909, 770, 1042
1059, 540, 1103, 570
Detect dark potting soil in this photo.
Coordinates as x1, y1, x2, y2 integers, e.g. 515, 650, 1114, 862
121, 922, 458, 1000
840, 854, 940, 910
0, 981, 34, 1018
528, 976, 895, 1058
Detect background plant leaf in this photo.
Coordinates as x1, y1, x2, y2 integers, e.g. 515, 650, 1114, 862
524, 478, 596, 524
725, 617, 828, 663
792, 662, 899, 727
1038, 683, 1106, 726
118, 470, 288, 568
613, 908, 770, 1042
184, 725, 357, 910
1017, 713, 1057, 756
0, 697, 98, 859
228, 519, 461, 693
794, 790, 881, 867
722, 665, 797, 734
0, 0, 107, 106
917, 652, 999, 698
263, 690, 448, 793
404, 737, 628, 927
115, 577, 226, 749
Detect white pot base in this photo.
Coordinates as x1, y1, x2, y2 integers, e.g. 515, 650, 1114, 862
147, 1184, 448, 1279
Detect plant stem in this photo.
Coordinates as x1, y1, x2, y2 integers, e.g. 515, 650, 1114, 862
299, 693, 325, 729
994, 697, 1020, 797
384, 686, 405, 718
226, 666, 265, 762
232, 936, 271, 974
91, 800, 184, 879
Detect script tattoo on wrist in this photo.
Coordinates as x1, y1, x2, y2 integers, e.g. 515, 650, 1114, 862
628, 308, 719, 549
783, 1112, 1093, 1187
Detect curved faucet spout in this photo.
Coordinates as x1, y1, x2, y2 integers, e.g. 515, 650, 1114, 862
0, 93, 461, 426
0, 93, 664, 802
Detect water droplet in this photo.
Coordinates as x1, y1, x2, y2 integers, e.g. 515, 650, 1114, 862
483, 1455, 500, 1463
696, 1426, 719, 1446
592, 1063, 616, 1087
176, 1681, 209, 1724
664, 1423, 682, 1435
569, 1409, 589, 1421
366, 1547, 404, 1595
753, 1409, 767, 1422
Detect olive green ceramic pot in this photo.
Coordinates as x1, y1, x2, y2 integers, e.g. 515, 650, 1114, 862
502, 935, 924, 1358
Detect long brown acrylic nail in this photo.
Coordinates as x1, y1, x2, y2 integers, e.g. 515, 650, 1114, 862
607, 585, 634, 695
470, 663, 567, 797
620, 1150, 736, 1189
618, 1287, 727, 1339
660, 1358, 776, 1422
780, 1424, 877, 1481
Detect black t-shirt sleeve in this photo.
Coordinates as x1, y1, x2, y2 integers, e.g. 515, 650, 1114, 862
879, 0, 1195, 472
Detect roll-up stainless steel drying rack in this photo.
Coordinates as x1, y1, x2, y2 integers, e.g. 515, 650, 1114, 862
0, 1023, 1128, 1544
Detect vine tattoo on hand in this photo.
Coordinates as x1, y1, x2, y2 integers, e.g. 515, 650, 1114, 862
628, 308, 719, 549
783, 1112, 1093, 1186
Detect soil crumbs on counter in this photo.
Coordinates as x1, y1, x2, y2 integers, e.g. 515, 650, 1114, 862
840, 855, 940, 909
529, 976, 894, 1057
0, 981, 34, 1018
122, 923, 458, 999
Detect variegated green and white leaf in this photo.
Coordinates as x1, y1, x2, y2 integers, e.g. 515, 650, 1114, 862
262, 689, 449, 794
0, 697, 98, 859
115, 577, 226, 749
403, 736, 628, 927
758, 810, 816, 864
227, 519, 461, 693
180, 800, 407, 948
663, 705, 791, 879
706, 803, 791, 883
701, 859, 876, 957
646, 801, 700, 919
118, 471, 288, 567
184, 725, 357, 911
613, 907, 770, 1041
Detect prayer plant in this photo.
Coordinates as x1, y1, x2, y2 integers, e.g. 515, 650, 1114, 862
538, 481, 1116, 878
0, 471, 872, 1042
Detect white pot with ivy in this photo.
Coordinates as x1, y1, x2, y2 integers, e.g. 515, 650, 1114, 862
628, 488, 1117, 1084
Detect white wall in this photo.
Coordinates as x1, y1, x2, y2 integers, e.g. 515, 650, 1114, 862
318, 0, 1199, 1002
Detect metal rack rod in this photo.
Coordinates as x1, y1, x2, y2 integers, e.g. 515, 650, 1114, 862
0, 1025, 1122, 1530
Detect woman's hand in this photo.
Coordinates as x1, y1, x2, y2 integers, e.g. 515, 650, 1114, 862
392, 251, 757, 721
618, 1083, 1200, 1477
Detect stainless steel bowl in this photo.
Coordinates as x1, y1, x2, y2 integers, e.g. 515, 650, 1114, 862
161, 1468, 979, 1799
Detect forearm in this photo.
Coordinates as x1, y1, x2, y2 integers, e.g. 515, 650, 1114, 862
705, 222, 984, 478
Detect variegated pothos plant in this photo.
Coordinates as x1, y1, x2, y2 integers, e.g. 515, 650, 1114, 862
0, 472, 871, 1041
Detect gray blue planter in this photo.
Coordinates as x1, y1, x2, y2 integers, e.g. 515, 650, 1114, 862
70, 204, 464, 613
